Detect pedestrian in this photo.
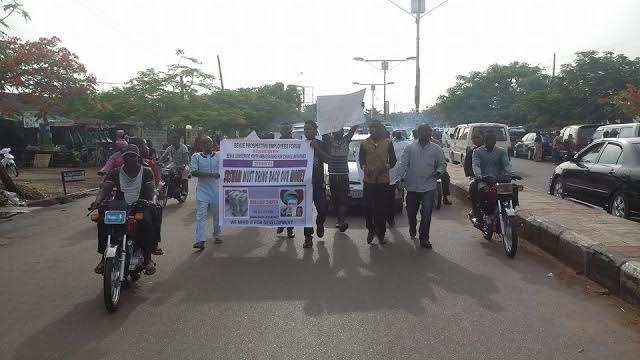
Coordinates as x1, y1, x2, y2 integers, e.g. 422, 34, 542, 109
464, 133, 484, 219
431, 136, 452, 205
359, 120, 397, 245
563, 134, 576, 159
191, 136, 222, 249
146, 139, 158, 161
533, 131, 543, 161
304, 121, 329, 249
325, 124, 360, 232
552, 131, 562, 164
397, 124, 446, 249
158, 133, 191, 196
276, 122, 296, 238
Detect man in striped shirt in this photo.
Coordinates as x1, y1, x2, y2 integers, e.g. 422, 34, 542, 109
324, 124, 359, 232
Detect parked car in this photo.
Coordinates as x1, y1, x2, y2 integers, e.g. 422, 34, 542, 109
508, 126, 527, 155
592, 123, 640, 142
325, 134, 404, 212
558, 124, 602, 158
449, 123, 511, 164
549, 137, 640, 219
514, 132, 552, 160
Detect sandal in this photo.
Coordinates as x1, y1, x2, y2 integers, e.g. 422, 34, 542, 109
143, 260, 156, 275
151, 248, 164, 255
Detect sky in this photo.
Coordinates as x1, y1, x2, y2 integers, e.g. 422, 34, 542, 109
7, 0, 640, 112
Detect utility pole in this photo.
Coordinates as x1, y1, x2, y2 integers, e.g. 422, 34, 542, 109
415, 14, 420, 113
217, 55, 225, 90
371, 84, 376, 120
552, 52, 556, 79
382, 61, 388, 121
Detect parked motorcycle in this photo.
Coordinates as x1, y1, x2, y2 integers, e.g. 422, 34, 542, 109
89, 199, 150, 312
0, 148, 18, 177
158, 162, 187, 208
470, 175, 523, 258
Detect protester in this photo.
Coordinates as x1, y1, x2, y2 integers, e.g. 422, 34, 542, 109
552, 131, 562, 164
146, 139, 158, 161
191, 136, 222, 249
533, 131, 543, 161
392, 130, 406, 142
193, 134, 204, 153
276, 122, 296, 238
303, 121, 329, 249
158, 133, 191, 196
92, 144, 159, 275
325, 124, 359, 232
397, 124, 446, 249
98, 139, 128, 175
359, 121, 397, 244
464, 133, 484, 219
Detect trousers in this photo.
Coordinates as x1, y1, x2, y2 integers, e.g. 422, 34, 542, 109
406, 190, 435, 241
196, 198, 221, 242
363, 182, 391, 237
304, 184, 328, 239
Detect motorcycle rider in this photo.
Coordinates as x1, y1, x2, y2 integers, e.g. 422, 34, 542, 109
92, 144, 160, 275
471, 131, 516, 223
158, 133, 191, 197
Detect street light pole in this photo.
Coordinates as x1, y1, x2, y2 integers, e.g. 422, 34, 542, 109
382, 61, 388, 121
353, 81, 395, 121
415, 15, 420, 113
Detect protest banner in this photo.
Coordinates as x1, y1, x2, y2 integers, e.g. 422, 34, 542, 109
316, 89, 366, 135
219, 138, 314, 227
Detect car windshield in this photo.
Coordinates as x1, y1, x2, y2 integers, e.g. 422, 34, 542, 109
348, 140, 362, 162
472, 126, 508, 141
579, 127, 598, 143
509, 128, 527, 136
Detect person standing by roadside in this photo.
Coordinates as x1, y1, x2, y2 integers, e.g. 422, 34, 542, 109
276, 122, 296, 238
397, 124, 446, 249
191, 136, 222, 249
552, 131, 562, 164
303, 121, 329, 249
325, 124, 359, 232
359, 121, 397, 245
533, 131, 543, 161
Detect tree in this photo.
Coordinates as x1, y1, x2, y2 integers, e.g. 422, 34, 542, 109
0, 0, 30, 36
437, 62, 548, 126
608, 84, 640, 119
0, 36, 96, 117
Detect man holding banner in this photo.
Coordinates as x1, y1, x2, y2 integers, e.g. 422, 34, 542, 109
276, 122, 296, 239
303, 121, 330, 249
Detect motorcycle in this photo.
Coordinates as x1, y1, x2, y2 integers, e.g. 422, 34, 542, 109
89, 199, 150, 312
158, 162, 187, 208
470, 175, 523, 258
0, 148, 18, 177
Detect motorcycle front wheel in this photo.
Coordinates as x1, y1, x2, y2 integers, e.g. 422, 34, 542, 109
501, 214, 518, 258
159, 184, 169, 208
103, 256, 122, 312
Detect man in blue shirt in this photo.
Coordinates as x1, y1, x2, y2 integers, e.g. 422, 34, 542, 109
191, 136, 221, 249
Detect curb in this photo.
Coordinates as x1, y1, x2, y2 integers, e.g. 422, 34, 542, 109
26, 188, 97, 208
448, 178, 640, 307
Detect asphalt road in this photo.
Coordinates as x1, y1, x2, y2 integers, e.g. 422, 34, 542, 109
1, 185, 639, 359
509, 158, 557, 193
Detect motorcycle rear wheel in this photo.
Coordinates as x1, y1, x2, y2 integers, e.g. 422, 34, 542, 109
159, 185, 169, 208
501, 215, 518, 258
103, 256, 122, 312
176, 190, 188, 203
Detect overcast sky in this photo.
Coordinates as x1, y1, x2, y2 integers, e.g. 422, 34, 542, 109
8, 0, 640, 112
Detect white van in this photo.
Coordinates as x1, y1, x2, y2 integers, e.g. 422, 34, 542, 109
591, 123, 640, 142
448, 123, 511, 164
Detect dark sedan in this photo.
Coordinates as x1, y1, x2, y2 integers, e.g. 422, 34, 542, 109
514, 133, 552, 160
549, 138, 640, 219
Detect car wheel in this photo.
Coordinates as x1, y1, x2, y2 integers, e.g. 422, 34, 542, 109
552, 177, 565, 199
610, 192, 630, 219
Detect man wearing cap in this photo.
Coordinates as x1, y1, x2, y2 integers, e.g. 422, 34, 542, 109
92, 144, 160, 275
98, 139, 128, 176
191, 136, 222, 249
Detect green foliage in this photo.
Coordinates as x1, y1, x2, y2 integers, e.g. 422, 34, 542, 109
437, 51, 640, 129
0, 0, 30, 36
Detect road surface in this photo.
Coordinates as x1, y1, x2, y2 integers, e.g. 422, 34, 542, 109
510, 157, 557, 193
1, 184, 639, 359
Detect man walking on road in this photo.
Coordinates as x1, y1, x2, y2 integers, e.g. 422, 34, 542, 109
303, 121, 329, 249
552, 131, 562, 164
397, 124, 446, 249
276, 123, 296, 238
359, 121, 397, 245
191, 136, 222, 249
325, 124, 359, 232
